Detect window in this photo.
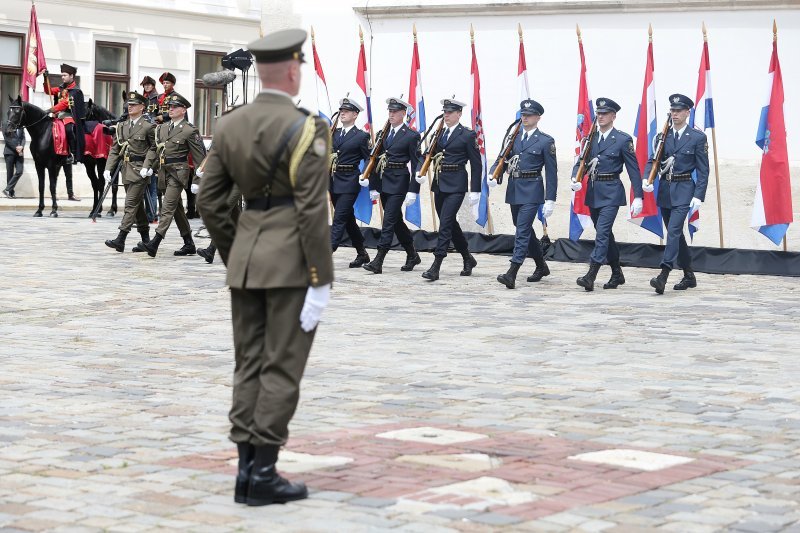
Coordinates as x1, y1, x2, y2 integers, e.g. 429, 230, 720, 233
194, 51, 225, 137
0, 32, 24, 129
94, 42, 130, 115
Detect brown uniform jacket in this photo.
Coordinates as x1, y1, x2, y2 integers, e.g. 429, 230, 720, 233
154, 119, 207, 189
106, 118, 157, 185
197, 91, 333, 290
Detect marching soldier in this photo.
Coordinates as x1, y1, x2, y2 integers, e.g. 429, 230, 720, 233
490, 99, 557, 289
46, 63, 86, 165
644, 94, 709, 294
156, 72, 176, 124
330, 97, 371, 267
140, 76, 160, 121
197, 28, 333, 506
414, 97, 480, 281
103, 92, 157, 252
362, 97, 422, 274
570, 98, 643, 291
142, 93, 206, 257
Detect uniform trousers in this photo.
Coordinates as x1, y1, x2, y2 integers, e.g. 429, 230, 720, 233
330, 192, 365, 251
156, 175, 191, 238
660, 205, 692, 270
433, 191, 468, 257
377, 192, 414, 250
118, 177, 149, 233
228, 287, 314, 446
510, 203, 543, 265
589, 206, 621, 265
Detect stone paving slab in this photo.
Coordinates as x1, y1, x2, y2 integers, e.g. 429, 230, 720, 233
1, 211, 800, 531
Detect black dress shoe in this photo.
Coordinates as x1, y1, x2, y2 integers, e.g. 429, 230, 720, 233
2, 189, 11, 199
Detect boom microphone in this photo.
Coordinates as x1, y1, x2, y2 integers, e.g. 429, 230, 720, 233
201, 70, 237, 87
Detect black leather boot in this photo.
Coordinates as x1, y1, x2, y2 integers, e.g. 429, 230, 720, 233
527, 256, 550, 282
197, 244, 216, 263
235, 442, 255, 504
143, 232, 163, 258
576, 262, 602, 292
349, 248, 370, 268
460, 252, 477, 276
422, 256, 444, 281
497, 261, 521, 289
247, 445, 308, 506
363, 248, 387, 274
131, 228, 150, 253
673, 269, 697, 290
104, 230, 127, 253
400, 246, 422, 272
174, 234, 196, 256
603, 261, 626, 289
650, 266, 672, 294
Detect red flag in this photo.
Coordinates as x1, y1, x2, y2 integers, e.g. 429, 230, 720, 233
570, 34, 594, 240
355, 31, 372, 134
470, 31, 489, 227
22, 5, 48, 102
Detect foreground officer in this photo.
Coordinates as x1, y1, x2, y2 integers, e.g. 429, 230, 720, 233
142, 93, 206, 257
644, 93, 709, 294
570, 98, 643, 291
491, 99, 557, 289
198, 28, 333, 506
362, 97, 421, 274
103, 92, 157, 252
330, 97, 371, 267
414, 97, 480, 281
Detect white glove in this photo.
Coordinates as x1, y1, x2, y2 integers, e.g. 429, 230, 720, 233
690, 197, 703, 211
139, 167, 149, 179
358, 177, 369, 187
542, 200, 555, 219
195, 168, 204, 178
570, 179, 582, 192
147, 168, 154, 177
103, 170, 112, 184
642, 181, 654, 193
415, 173, 427, 185
369, 190, 379, 202
300, 283, 331, 332
469, 192, 481, 206
403, 192, 417, 207
631, 197, 643, 217
190, 183, 199, 194
487, 178, 498, 189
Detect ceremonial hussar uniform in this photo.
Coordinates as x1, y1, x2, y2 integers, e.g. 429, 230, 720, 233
143, 93, 206, 257
417, 98, 480, 281
140, 76, 161, 222
571, 98, 643, 291
493, 99, 557, 289
156, 72, 176, 123
48, 63, 86, 164
363, 97, 422, 274
197, 29, 333, 507
330, 97, 371, 267
645, 93, 709, 293
141, 76, 160, 121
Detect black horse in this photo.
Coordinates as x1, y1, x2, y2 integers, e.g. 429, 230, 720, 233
84, 100, 117, 216
6, 95, 64, 217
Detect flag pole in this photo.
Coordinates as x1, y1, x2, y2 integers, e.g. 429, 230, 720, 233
414, 23, 437, 232
359, 24, 382, 225
702, 22, 725, 249
647, 23, 663, 246
471, 24, 494, 235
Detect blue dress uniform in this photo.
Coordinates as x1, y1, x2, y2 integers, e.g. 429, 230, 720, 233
492, 99, 557, 289
417, 98, 481, 281
645, 93, 710, 294
329, 97, 371, 268
363, 97, 422, 274
571, 98, 643, 291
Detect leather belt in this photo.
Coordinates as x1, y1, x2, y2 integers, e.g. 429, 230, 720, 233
126, 155, 146, 162
335, 164, 357, 173
667, 173, 692, 182
385, 162, 406, 169
594, 173, 620, 181
245, 196, 294, 210
440, 164, 465, 172
164, 156, 188, 164
511, 170, 542, 179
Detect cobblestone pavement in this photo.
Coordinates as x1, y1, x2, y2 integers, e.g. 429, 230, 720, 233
1, 211, 799, 532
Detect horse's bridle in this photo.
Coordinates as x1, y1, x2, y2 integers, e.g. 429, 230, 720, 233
8, 103, 51, 130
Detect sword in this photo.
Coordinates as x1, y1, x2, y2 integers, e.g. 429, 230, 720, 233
90, 159, 123, 222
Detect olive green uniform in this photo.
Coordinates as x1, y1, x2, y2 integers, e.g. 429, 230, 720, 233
198, 91, 333, 447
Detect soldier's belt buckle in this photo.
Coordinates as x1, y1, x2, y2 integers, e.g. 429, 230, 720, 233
511, 171, 520, 178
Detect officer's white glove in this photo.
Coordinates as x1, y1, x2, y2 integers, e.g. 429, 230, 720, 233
147, 168, 154, 177
403, 192, 417, 207
195, 168, 204, 178
487, 178, 498, 189
570, 179, 582, 192
469, 192, 481, 206
300, 283, 331, 332
542, 200, 555, 219
139, 167, 149, 179
631, 197, 643, 217
642, 181, 655, 193
369, 190, 379, 202
690, 197, 703, 211
190, 183, 199, 194
103, 170, 112, 184
415, 173, 427, 185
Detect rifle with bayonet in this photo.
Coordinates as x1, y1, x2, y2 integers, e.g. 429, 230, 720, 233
647, 112, 673, 186
491, 118, 523, 185
574, 117, 599, 184
417, 113, 445, 176
360, 119, 392, 181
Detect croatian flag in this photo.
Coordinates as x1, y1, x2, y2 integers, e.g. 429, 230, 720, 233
405, 31, 425, 228
311, 36, 333, 124
630, 36, 664, 238
751, 37, 793, 245
687, 38, 715, 240
570, 34, 594, 241
353, 30, 374, 224
470, 32, 490, 228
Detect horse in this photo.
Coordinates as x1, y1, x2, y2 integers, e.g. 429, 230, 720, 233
84, 100, 116, 216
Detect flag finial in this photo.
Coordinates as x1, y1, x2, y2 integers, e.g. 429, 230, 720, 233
359, 24, 364, 43
576, 24, 582, 43
413, 23, 417, 42
311, 26, 316, 42
773, 19, 777, 42
518, 23, 523, 42
702, 22, 707, 42
470, 24, 475, 43
648, 23, 653, 42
